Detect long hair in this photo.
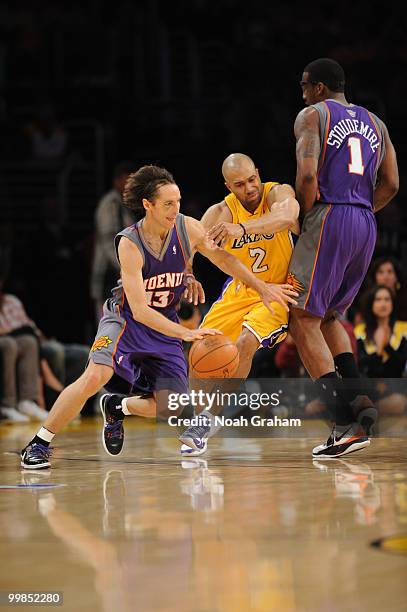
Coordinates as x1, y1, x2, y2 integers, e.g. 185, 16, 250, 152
122, 165, 175, 221
367, 255, 402, 292
362, 285, 397, 342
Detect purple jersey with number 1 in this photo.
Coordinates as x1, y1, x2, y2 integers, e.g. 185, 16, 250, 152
288, 100, 386, 317
315, 99, 385, 209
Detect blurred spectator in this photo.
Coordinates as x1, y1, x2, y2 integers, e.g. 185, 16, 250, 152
40, 340, 89, 411
367, 256, 407, 320
354, 285, 407, 415
0, 276, 90, 421
0, 279, 48, 422
348, 256, 407, 326
90, 161, 136, 320
24, 103, 67, 160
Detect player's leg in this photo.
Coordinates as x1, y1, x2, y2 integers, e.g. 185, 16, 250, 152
320, 207, 378, 437
288, 205, 371, 457
179, 284, 256, 454
321, 317, 377, 433
118, 395, 156, 417
21, 361, 113, 469
190, 278, 254, 414
234, 328, 260, 378
289, 308, 336, 378
99, 391, 155, 456
180, 300, 289, 455
289, 308, 369, 458
179, 334, 258, 457
100, 346, 189, 456
21, 300, 126, 469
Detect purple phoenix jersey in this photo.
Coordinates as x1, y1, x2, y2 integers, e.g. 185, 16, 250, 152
114, 214, 190, 324
314, 100, 385, 209
90, 213, 191, 396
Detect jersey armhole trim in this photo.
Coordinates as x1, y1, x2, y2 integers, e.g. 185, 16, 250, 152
115, 228, 145, 267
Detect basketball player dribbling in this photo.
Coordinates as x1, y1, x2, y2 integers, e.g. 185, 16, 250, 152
179, 153, 301, 455
287, 58, 399, 458
21, 165, 297, 469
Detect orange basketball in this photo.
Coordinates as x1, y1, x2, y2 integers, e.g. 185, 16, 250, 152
189, 334, 239, 378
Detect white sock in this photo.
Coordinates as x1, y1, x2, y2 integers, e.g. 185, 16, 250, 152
122, 398, 132, 416
37, 427, 55, 443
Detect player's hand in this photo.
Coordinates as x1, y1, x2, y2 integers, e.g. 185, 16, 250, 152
207, 222, 244, 247
182, 328, 222, 342
183, 274, 205, 305
257, 282, 299, 314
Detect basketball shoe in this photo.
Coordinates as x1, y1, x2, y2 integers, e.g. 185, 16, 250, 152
179, 414, 211, 455
21, 443, 52, 469
312, 422, 370, 459
100, 394, 126, 456
180, 441, 208, 456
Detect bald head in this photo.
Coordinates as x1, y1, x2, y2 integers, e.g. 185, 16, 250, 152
222, 153, 256, 181
222, 153, 263, 210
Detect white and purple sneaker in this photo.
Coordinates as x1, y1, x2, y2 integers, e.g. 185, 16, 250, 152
179, 415, 210, 456
180, 440, 208, 456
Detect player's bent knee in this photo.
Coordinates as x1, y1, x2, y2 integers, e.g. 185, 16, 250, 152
236, 329, 259, 358
79, 363, 113, 396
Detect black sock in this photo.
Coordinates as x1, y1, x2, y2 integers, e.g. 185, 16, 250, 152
334, 352, 360, 378
314, 372, 354, 426
334, 352, 375, 421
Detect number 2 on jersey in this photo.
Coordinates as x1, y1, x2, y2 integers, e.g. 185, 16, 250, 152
249, 247, 268, 273
348, 137, 365, 175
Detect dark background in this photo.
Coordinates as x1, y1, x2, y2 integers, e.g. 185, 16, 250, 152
0, 0, 406, 344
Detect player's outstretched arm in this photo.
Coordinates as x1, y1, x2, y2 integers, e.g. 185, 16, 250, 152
185, 216, 298, 314
294, 106, 320, 214
373, 121, 399, 212
183, 201, 231, 301
208, 185, 300, 246
118, 237, 219, 342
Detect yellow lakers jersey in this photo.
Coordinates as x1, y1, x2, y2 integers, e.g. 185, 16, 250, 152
224, 182, 295, 283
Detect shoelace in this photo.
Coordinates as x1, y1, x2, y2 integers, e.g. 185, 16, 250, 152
326, 425, 336, 445
30, 443, 52, 459
185, 417, 210, 439
106, 420, 124, 438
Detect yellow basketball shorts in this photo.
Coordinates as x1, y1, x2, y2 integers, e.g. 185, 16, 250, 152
200, 278, 288, 348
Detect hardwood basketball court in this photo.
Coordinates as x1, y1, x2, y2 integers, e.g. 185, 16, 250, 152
1, 417, 407, 611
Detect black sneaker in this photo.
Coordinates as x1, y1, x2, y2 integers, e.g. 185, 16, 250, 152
100, 394, 126, 456
312, 423, 370, 459
21, 443, 52, 469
